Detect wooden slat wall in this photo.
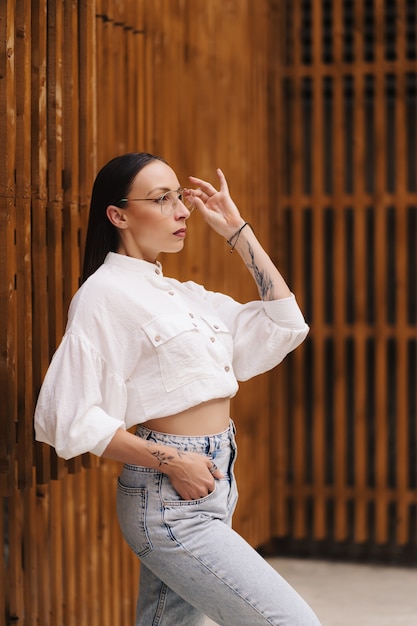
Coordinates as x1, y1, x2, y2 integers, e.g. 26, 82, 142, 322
270, 0, 417, 554
1, 1, 274, 624
0, 1, 137, 624
1, 0, 416, 624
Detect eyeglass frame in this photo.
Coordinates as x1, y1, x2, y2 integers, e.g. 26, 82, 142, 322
117, 187, 194, 214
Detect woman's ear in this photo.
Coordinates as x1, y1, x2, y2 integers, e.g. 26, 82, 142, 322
106, 205, 128, 229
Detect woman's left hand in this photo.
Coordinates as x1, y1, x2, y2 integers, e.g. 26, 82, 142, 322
185, 169, 246, 241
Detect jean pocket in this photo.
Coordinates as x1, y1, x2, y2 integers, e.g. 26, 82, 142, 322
162, 479, 232, 529
116, 480, 152, 558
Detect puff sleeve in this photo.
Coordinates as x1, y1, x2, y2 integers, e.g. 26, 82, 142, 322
34, 332, 127, 459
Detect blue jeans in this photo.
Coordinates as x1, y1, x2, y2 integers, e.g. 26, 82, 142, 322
116, 421, 321, 626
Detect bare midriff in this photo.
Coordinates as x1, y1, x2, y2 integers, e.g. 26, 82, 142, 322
141, 397, 231, 436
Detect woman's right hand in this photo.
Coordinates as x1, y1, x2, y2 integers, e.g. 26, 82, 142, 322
163, 451, 224, 500
103, 429, 224, 500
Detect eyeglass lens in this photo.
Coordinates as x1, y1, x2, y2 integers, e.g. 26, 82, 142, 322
159, 190, 194, 215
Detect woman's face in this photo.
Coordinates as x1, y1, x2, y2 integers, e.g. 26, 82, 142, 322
108, 160, 192, 262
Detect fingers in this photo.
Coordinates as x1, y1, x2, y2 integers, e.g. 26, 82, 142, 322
208, 461, 218, 474
216, 168, 229, 194
188, 168, 229, 198
208, 460, 224, 479
188, 175, 218, 197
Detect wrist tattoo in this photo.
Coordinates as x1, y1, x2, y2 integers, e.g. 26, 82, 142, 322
247, 243, 274, 300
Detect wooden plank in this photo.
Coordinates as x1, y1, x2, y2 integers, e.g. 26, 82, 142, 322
0, 497, 5, 626
86, 467, 101, 626
45, 0, 67, 482
269, 0, 290, 538
0, 0, 16, 497
331, 0, 349, 543
49, 480, 64, 626
62, 473, 76, 626
32, 0, 51, 485
393, 13, 410, 543
290, 0, 308, 541
99, 461, 113, 626
310, 0, 327, 541
78, 0, 97, 254
351, 0, 369, 544
75, 471, 88, 625
373, 0, 390, 544
7, 491, 24, 623
35, 483, 51, 625
46, 0, 64, 345
15, 0, 34, 490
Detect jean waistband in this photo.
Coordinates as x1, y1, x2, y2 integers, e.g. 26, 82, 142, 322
135, 419, 236, 455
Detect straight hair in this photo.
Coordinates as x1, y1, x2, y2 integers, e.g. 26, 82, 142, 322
81, 152, 166, 283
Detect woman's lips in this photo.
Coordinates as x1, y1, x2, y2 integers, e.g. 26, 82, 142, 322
173, 228, 186, 238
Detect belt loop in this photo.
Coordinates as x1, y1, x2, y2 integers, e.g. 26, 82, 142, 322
206, 435, 215, 455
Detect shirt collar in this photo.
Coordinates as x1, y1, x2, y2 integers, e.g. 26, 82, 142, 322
104, 252, 163, 277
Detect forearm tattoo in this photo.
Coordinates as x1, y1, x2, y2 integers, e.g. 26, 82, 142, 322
147, 442, 184, 467
246, 243, 274, 300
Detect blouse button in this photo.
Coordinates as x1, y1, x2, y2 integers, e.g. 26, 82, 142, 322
155, 268, 161, 275
210, 337, 216, 343
224, 365, 230, 372
189, 313, 195, 318
192, 323, 198, 328
168, 291, 175, 296
213, 324, 219, 330
155, 335, 161, 342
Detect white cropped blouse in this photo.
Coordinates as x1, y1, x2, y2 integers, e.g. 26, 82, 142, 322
34, 252, 309, 459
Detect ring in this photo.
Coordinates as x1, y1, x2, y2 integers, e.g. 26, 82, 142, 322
209, 462, 218, 475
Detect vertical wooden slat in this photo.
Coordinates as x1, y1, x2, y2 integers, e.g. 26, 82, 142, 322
62, 474, 77, 626
332, 0, 348, 542
99, 462, 113, 626
86, 468, 100, 626
46, 0, 67, 482
78, 0, 97, 259
23, 476, 40, 626
32, 0, 52, 485
0, 499, 5, 626
311, 0, 326, 541
352, 0, 368, 544
49, 480, 64, 626
374, 1, 390, 545
15, 0, 33, 490
271, 0, 290, 538
290, 0, 308, 541
0, 0, 16, 498
394, 0, 409, 546
7, 492, 24, 622
35, 484, 51, 625
46, 0, 64, 348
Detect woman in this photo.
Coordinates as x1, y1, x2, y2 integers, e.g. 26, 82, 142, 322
34, 153, 321, 625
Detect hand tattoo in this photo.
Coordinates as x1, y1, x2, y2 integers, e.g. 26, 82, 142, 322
147, 443, 184, 467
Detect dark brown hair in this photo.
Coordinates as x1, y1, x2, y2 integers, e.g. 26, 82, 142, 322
81, 152, 166, 283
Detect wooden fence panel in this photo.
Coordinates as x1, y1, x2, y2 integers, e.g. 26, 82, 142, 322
270, 0, 417, 557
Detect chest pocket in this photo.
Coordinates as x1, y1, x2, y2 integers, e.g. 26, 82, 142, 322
142, 314, 221, 392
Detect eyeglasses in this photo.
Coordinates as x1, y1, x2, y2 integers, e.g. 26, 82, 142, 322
118, 188, 194, 216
